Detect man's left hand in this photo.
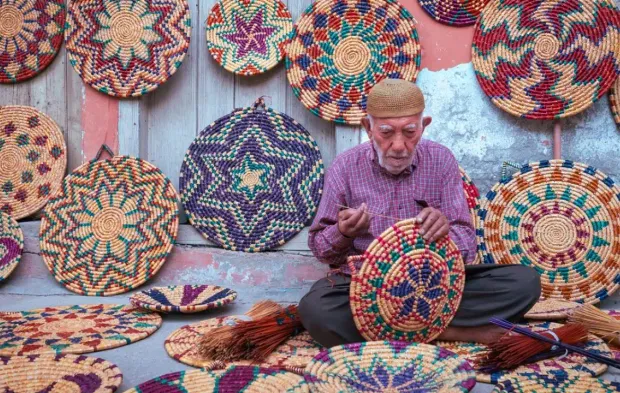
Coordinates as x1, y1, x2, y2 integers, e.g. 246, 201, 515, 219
415, 207, 449, 242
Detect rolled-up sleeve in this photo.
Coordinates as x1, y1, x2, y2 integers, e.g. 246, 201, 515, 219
440, 153, 477, 264
308, 160, 353, 265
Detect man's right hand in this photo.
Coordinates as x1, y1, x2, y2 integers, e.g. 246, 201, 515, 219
338, 203, 370, 239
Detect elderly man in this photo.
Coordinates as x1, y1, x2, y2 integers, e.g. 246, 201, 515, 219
299, 79, 541, 348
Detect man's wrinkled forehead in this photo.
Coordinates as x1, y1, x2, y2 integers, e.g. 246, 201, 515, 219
370, 114, 423, 130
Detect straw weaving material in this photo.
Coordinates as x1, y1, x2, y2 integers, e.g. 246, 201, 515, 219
524, 299, 581, 320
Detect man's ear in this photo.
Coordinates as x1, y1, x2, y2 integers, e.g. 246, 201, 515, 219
422, 116, 432, 128
361, 116, 373, 140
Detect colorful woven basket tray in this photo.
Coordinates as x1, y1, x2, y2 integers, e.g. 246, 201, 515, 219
605, 309, 620, 361
434, 322, 611, 384
124, 365, 308, 393
0, 105, 67, 219
205, 0, 293, 76
40, 155, 179, 296
350, 218, 466, 343
472, 0, 620, 119
0, 353, 122, 393
479, 160, 620, 304
130, 284, 238, 313
0, 0, 65, 83
524, 299, 581, 320
64, 0, 191, 97
303, 341, 476, 393
180, 98, 324, 253
417, 0, 490, 26
285, 0, 421, 125
609, 77, 620, 127
492, 370, 620, 392
0, 210, 23, 283
460, 166, 484, 264
164, 315, 323, 369
0, 304, 162, 356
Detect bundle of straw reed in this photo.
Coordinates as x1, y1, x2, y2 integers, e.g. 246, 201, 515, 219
568, 305, 620, 346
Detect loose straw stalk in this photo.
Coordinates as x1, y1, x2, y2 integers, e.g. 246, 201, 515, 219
568, 305, 620, 346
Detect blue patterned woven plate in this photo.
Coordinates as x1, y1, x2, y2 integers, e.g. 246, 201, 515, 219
130, 285, 237, 313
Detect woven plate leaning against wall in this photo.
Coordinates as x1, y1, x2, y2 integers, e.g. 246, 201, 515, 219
459, 166, 484, 264
0, 210, 23, 283
479, 160, 620, 304
39, 154, 179, 296
286, 0, 421, 125
64, 0, 192, 97
417, 0, 491, 26
609, 76, 620, 127
472, 0, 620, 119
180, 97, 324, 252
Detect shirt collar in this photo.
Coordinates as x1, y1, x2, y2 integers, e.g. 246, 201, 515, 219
368, 142, 418, 177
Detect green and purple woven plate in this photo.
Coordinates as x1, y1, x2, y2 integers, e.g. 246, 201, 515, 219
492, 370, 620, 392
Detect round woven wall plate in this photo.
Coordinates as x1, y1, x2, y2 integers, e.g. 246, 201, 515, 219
40, 155, 179, 296
0, 105, 67, 219
0, 353, 122, 393
418, 0, 490, 26
472, 0, 620, 119
524, 299, 580, 320
480, 160, 620, 304
124, 365, 308, 393
0, 210, 23, 283
350, 218, 466, 343
492, 370, 620, 392
0, 0, 65, 83
285, 0, 421, 125
130, 284, 238, 313
609, 77, 620, 127
65, 0, 191, 97
0, 304, 162, 356
304, 341, 476, 392
460, 166, 484, 264
205, 0, 293, 75
164, 315, 323, 369
435, 321, 610, 384
605, 309, 620, 361
180, 98, 324, 252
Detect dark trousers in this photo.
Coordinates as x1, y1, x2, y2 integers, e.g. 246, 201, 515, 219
298, 264, 541, 348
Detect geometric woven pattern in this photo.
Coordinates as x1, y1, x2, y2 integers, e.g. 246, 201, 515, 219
206, 0, 293, 75
479, 160, 620, 304
130, 285, 237, 313
460, 166, 484, 264
0, 353, 123, 393
180, 98, 324, 252
40, 155, 179, 296
524, 299, 580, 320
418, 0, 490, 26
164, 316, 323, 369
65, 0, 192, 97
0, 0, 66, 83
350, 218, 466, 343
435, 321, 611, 384
124, 365, 308, 393
0, 304, 162, 355
0, 105, 67, 219
472, 0, 620, 119
605, 309, 620, 361
610, 76, 620, 127
304, 341, 476, 392
285, 0, 421, 125
0, 210, 23, 283
492, 370, 620, 393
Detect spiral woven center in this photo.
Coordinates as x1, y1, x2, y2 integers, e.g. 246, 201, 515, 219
92, 207, 124, 241
241, 171, 260, 187
534, 33, 560, 60
0, 147, 20, 178
0, 6, 23, 38
534, 215, 576, 254
110, 11, 142, 47
333, 37, 371, 76
37, 318, 97, 334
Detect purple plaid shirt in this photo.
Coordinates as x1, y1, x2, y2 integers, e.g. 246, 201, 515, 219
308, 140, 476, 271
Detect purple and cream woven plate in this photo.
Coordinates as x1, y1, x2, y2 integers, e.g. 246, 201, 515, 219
130, 285, 237, 313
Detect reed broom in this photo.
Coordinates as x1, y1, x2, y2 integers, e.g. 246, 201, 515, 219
568, 305, 620, 346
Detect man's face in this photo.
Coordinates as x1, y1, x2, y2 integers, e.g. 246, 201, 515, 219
362, 114, 430, 175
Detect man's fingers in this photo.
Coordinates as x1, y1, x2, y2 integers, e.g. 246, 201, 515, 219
430, 225, 449, 243
415, 207, 432, 225
419, 209, 438, 235
425, 218, 445, 241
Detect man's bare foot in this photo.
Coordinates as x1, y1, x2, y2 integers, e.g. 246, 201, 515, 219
436, 325, 506, 345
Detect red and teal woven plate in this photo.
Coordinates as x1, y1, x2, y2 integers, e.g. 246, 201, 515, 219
124, 365, 308, 393
304, 341, 476, 392
460, 166, 483, 264
350, 218, 466, 343
610, 77, 620, 127
130, 285, 238, 313
418, 0, 490, 26
479, 160, 620, 304
286, 0, 421, 125
0, 304, 162, 355
0, 353, 123, 393
493, 370, 620, 392
0, 0, 65, 83
0, 210, 23, 283
472, 0, 620, 119
206, 0, 293, 76
40, 155, 179, 296
65, 0, 191, 97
